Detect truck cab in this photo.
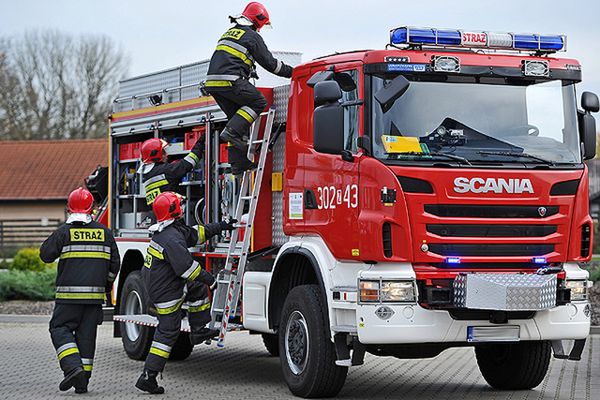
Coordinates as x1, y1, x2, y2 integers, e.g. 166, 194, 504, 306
245, 27, 598, 397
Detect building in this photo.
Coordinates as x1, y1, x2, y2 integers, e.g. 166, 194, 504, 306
0, 139, 108, 254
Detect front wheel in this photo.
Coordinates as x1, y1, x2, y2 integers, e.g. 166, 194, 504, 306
475, 341, 551, 390
278, 285, 347, 398
119, 271, 154, 360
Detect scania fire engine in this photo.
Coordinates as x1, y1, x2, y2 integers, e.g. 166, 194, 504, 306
95, 28, 598, 398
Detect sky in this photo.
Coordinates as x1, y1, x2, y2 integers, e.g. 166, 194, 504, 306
1, 0, 600, 95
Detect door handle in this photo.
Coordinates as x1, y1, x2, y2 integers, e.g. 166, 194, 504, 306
304, 188, 318, 209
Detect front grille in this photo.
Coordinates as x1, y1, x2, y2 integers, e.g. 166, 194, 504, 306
425, 204, 559, 219
427, 243, 554, 256
426, 224, 557, 237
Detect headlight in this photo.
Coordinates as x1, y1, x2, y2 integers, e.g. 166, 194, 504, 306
566, 280, 590, 301
359, 280, 416, 303
381, 281, 416, 302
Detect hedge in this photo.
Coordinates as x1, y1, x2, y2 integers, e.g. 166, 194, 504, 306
0, 269, 56, 301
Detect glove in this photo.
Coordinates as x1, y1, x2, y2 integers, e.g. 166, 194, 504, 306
219, 218, 237, 232
198, 269, 215, 287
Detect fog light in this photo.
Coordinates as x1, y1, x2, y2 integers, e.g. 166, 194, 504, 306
566, 280, 589, 301
381, 281, 416, 302
359, 281, 380, 303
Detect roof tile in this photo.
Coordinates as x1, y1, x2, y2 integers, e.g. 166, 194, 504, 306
0, 139, 108, 200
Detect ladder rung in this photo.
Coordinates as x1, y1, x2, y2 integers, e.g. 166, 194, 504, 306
251, 139, 265, 145
239, 196, 253, 200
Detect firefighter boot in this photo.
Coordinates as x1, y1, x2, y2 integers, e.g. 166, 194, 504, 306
135, 369, 165, 395
190, 327, 220, 345
59, 367, 86, 392
228, 147, 257, 176
74, 372, 90, 394
219, 127, 248, 151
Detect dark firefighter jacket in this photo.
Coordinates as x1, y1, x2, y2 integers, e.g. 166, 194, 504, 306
206, 24, 293, 84
142, 139, 203, 205
40, 220, 120, 304
142, 220, 222, 312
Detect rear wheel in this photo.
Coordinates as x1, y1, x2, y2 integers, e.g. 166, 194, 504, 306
475, 341, 551, 390
262, 333, 279, 356
279, 285, 348, 398
119, 271, 154, 360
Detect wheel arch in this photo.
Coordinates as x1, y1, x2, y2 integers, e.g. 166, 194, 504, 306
113, 245, 146, 337
267, 245, 328, 331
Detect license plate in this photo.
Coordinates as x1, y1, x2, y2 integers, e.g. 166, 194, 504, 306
467, 326, 520, 342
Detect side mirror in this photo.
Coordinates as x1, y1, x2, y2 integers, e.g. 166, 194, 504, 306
582, 91, 600, 113
579, 111, 597, 160
314, 80, 342, 107
579, 92, 598, 160
313, 82, 344, 155
374, 75, 410, 113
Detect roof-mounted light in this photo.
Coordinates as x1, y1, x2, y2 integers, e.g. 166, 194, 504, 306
390, 26, 566, 53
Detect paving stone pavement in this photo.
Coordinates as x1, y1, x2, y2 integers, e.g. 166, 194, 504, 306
0, 319, 598, 400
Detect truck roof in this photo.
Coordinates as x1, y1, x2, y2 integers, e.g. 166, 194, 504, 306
296, 48, 581, 73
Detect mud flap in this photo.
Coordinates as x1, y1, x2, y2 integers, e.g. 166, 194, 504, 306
551, 339, 586, 361
334, 333, 366, 367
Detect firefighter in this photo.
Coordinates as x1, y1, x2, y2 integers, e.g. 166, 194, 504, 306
40, 187, 120, 394
140, 135, 203, 207
135, 191, 236, 394
205, 2, 293, 175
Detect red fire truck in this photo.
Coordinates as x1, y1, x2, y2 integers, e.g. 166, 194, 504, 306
102, 28, 597, 397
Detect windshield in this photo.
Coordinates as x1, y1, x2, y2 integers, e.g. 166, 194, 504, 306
370, 76, 581, 165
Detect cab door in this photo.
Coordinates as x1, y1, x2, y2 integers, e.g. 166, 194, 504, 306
301, 63, 363, 261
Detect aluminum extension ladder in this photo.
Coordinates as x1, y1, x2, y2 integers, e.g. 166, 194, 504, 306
209, 107, 276, 347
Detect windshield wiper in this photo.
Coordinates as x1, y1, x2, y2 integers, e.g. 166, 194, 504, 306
397, 151, 472, 166
477, 150, 555, 165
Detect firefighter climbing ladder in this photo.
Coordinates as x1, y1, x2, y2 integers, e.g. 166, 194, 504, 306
209, 107, 276, 347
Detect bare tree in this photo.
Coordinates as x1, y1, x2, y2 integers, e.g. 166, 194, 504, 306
0, 30, 128, 140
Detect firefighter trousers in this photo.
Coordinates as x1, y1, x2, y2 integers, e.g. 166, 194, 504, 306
49, 303, 103, 378
205, 79, 267, 166
144, 282, 210, 372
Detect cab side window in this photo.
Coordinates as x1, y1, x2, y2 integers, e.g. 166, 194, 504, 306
341, 70, 359, 152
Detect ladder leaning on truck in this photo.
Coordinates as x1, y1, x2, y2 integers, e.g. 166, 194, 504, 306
103, 25, 599, 398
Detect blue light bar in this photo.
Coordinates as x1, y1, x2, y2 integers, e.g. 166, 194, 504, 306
532, 257, 547, 264
390, 26, 565, 53
445, 257, 461, 264
513, 34, 564, 50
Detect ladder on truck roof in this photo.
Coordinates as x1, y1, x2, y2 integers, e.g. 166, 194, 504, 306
209, 107, 276, 347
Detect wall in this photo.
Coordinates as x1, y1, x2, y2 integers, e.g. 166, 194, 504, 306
0, 200, 66, 221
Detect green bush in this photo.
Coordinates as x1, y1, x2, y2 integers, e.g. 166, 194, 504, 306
0, 269, 56, 301
10, 247, 54, 272
590, 268, 600, 283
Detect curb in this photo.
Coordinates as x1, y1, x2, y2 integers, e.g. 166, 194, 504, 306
591, 326, 600, 335
0, 314, 51, 323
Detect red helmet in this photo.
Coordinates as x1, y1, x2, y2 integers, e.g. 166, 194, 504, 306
152, 192, 184, 222
242, 2, 270, 31
141, 138, 168, 164
68, 187, 94, 214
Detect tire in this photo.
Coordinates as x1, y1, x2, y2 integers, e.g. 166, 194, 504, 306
169, 332, 194, 361
279, 285, 348, 398
262, 333, 279, 357
475, 341, 551, 390
119, 271, 154, 360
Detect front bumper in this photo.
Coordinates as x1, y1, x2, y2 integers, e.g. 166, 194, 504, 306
356, 301, 590, 344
